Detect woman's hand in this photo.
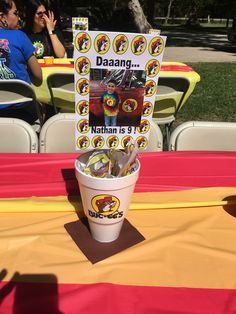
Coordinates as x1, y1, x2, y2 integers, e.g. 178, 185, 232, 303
43, 10, 57, 33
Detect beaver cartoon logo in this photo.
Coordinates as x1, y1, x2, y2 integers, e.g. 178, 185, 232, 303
148, 37, 164, 56
142, 101, 153, 116
138, 120, 150, 134
121, 136, 133, 148
91, 195, 120, 217
113, 34, 128, 54
76, 100, 89, 116
76, 78, 89, 95
77, 136, 90, 149
77, 119, 89, 133
33, 41, 44, 58
75, 56, 90, 75
146, 59, 160, 77
136, 136, 148, 150
94, 34, 110, 54
145, 80, 156, 97
122, 99, 138, 113
131, 35, 146, 55
107, 135, 119, 149
92, 135, 104, 149
75, 32, 91, 53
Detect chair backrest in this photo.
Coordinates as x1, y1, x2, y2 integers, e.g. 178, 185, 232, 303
0, 79, 43, 125
170, 121, 236, 151
46, 73, 75, 113
145, 120, 163, 151
0, 118, 38, 153
40, 114, 163, 153
153, 77, 190, 124
39, 113, 75, 152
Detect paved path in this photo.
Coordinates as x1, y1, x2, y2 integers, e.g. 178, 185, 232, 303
162, 30, 236, 62
163, 46, 236, 62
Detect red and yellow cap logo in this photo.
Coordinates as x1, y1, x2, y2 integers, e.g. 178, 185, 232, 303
145, 59, 160, 77
131, 35, 147, 55
77, 119, 89, 133
77, 135, 90, 150
92, 194, 120, 216
76, 78, 89, 96
148, 36, 164, 56
94, 34, 110, 54
75, 32, 91, 53
76, 100, 89, 116
92, 135, 104, 149
75, 56, 91, 75
113, 34, 128, 54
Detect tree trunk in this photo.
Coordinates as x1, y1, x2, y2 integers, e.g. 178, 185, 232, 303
165, 0, 174, 25
128, 0, 152, 34
146, 0, 156, 25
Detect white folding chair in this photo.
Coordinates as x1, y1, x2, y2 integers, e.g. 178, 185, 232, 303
46, 73, 75, 114
39, 113, 76, 152
0, 79, 43, 125
0, 118, 38, 153
145, 120, 163, 151
170, 121, 236, 151
40, 114, 163, 153
154, 77, 190, 144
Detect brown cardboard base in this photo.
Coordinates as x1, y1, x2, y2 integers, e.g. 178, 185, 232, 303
64, 218, 145, 264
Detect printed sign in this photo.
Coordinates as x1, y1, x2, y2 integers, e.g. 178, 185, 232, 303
74, 31, 166, 150
72, 17, 88, 41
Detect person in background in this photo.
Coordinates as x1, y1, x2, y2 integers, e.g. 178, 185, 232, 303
0, 0, 42, 124
23, 0, 66, 59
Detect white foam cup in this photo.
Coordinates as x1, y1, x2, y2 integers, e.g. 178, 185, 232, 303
75, 152, 140, 243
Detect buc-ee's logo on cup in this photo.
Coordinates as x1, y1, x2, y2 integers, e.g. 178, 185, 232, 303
75, 56, 91, 75
75, 32, 91, 53
136, 136, 148, 150
77, 135, 90, 150
148, 36, 164, 56
92, 135, 104, 149
131, 35, 147, 55
146, 59, 160, 77
113, 34, 128, 54
76, 100, 89, 116
94, 34, 110, 54
90, 195, 121, 218
77, 119, 89, 133
76, 78, 89, 96
122, 99, 137, 113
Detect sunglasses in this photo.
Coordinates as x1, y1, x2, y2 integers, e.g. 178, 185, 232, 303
36, 11, 47, 17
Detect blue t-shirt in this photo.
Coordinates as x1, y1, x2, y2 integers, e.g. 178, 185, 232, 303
0, 29, 35, 108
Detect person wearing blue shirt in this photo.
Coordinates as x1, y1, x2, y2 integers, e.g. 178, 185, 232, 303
0, 0, 42, 124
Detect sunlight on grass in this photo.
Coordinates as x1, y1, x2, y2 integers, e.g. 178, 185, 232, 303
174, 63, 236, 126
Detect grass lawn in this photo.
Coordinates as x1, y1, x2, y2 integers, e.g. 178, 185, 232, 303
173, 62, 236, 128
